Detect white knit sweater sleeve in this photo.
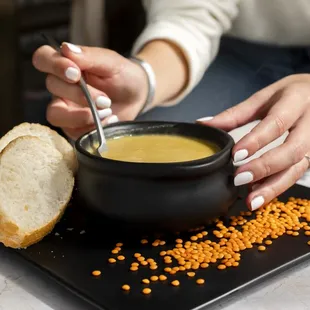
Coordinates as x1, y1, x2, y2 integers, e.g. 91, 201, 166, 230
131, 0, 240, 106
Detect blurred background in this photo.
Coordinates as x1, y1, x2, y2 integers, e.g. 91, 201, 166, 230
0, 0, 145, 135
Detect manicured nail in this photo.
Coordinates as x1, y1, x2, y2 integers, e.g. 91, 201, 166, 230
107, 115, 119, 124
96, 96, 111, 109
250, 196, 265, 211
65, 67, 79, 81
197, 116, 214, 122
234, 171, 254, 186
234, 149, 249, 162
63, 42, 82, 54
98, 108, 112, 120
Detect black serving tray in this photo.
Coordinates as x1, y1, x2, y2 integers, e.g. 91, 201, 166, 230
16, 184, 310, 310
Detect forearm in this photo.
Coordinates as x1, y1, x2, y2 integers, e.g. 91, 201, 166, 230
132, 0, 240, 108
136, 39, 189, 109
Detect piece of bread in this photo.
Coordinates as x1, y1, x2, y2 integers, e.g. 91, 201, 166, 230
0, 123, 77, 174
0, 136, 74, 248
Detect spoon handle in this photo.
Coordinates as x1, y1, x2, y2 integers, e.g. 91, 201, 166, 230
41, 33, 107, 152
78, 78, 107, 150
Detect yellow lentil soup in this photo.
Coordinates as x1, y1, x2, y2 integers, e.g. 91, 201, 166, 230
98, 134, 219, 163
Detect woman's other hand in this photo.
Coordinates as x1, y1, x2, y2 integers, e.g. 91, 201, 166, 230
197, 74, 310, 211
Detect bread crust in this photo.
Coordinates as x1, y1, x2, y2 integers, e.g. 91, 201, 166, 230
0, 200, 70, 249
0, 136, 74, 249
0, 122, 77, 174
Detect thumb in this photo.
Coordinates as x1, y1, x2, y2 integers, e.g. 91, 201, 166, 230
61, 42, 124, 77
196, 88, 275, 131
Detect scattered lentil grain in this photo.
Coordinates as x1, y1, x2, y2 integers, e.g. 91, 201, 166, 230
159, 275, 167, 281
258, 246, 266, 251
142, 279, 150, 284
171, 280, 180, 287
142, 288, 151, 295
122, 284, 130, 291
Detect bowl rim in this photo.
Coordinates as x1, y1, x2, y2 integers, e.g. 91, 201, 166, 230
75, 121, 235, 177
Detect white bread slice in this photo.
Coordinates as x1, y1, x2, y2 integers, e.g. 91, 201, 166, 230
0, 123, 77, 174
0, 136, 74, 248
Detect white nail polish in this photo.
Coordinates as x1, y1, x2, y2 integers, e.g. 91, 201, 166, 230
234, 171, 254, 186
107, 115, 119, 124
197, 116, 214, 122
64, 42, 82, 54
65, 67, 79, 81
96, 96, 111, 109
234, 149, 249, 162
250, 196, 265, 211
98, 108, 112, 119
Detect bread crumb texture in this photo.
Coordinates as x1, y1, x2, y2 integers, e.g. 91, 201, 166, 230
0, 122, 77, 173
0, 133, 74, 248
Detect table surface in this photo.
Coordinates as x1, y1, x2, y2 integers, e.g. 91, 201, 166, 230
1, 122, 310, 310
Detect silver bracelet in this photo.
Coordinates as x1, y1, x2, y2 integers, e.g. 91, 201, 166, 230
129, 56, 156, 114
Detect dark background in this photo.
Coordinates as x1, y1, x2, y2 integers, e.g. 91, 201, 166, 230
0, 0, 145, 136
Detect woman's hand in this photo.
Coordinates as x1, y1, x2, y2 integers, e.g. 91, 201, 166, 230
197, 74, 310, 211
32, 43, 148, 139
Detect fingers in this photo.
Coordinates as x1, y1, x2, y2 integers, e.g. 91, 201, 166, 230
33, 43, 124, 85
247, 157, 309, 211
61, 42, 124, 77
232, 89, 307, 163
46, 97, 93, 128
46, 97, 115, 129
62, 115, 119, 141
196, 84, 277, 131
32, 45, 81, 83
196, 75, 310, 212
196, 76, 298, 131
45, 74, 111, 109
234, 112, 310, 186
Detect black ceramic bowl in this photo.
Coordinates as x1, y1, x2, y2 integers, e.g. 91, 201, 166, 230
75, 121, 238, 232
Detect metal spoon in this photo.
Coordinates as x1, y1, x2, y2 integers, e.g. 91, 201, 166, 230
42, 33, 108, 154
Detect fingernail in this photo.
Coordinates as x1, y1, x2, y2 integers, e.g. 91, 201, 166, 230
98, 108, 112, 120
234, 149, 249, 162
63, 42, 82, 54
96, 96, 111, 109
234, 171, 254, 186
197, 116, 214, 122
65, 67, 79, 81
250, 196, 265, 211
107, 115, 119, 124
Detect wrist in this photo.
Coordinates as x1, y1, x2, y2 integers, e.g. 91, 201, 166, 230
136, 40, 189, 106
127, 60, 149, 114
129, 56, 156, 114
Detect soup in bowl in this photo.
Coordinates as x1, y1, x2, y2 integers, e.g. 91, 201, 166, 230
90, 134, 220, 163
75, 121, 238, 232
